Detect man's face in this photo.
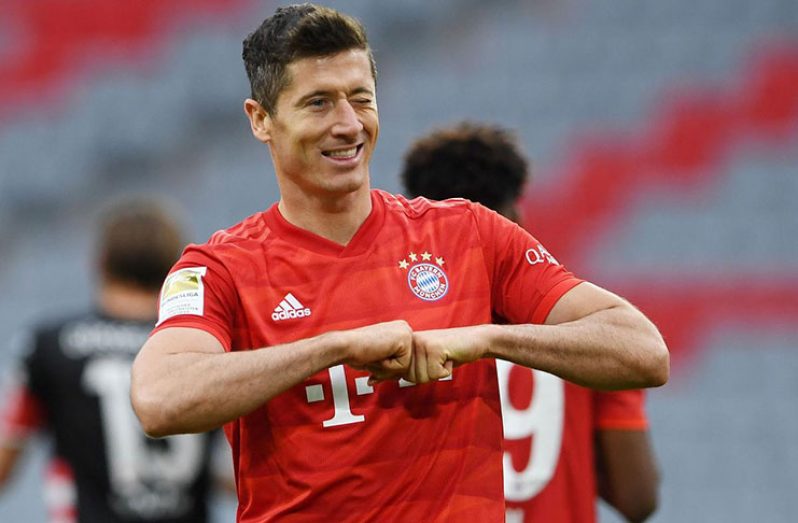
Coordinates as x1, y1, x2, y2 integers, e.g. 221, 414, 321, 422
263, 49, 378, 201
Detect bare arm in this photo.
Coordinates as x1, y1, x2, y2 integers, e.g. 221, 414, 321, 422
131, 321, 412, 437
0, 445, 24, 491
0, 382, 39, 492
408, 282, 669, 389
596, 429, 660, 522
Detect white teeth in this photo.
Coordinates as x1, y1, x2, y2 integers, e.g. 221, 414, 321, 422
326, 146, 358, 159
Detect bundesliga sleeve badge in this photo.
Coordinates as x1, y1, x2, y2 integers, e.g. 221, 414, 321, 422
398, 251, 449, 302
157, 267, 208, 325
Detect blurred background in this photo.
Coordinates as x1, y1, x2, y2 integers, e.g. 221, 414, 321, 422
1, 0, 796, 521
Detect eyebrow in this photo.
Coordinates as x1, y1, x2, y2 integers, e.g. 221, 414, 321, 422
350, 87, 374, 97
294, 87, 375, 108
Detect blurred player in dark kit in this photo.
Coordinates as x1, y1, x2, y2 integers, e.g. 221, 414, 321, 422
0, 199, 224, 523
401, 121, 660, 523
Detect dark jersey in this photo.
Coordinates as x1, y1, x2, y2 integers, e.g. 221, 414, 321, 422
6, 311, 214, 523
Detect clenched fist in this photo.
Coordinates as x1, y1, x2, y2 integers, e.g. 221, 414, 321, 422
405, 325, 492, 383
340, 320, 414, 381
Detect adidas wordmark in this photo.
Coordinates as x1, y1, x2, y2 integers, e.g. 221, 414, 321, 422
272, 293, 312, 321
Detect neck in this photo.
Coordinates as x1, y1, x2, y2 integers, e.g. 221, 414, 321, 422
97, 279, 159, 322
278, 186, 373, 246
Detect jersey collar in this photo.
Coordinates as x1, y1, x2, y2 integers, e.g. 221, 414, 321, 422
263, 190, 385, 257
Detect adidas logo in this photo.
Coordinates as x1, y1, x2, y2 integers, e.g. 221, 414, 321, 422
271, 293, 312, 321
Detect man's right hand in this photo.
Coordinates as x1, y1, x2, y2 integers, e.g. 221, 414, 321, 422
340, 320, 414, 381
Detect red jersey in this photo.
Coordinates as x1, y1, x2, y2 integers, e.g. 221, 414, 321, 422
154, 190, 582, 522
499, 362, 648, 523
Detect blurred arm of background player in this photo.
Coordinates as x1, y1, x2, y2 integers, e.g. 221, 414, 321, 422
400, 122, 660, 521
596, 428, 659, 522
0, 371, 43, 490
0, 448, 19, 488
0, 440, 20, 489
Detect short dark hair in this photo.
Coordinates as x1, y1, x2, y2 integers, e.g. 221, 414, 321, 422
242, 3, 376, 115
401, 122, 529, 212
98, 199, 185, 291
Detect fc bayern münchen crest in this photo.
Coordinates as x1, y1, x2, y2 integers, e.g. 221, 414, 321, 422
398, 251, 449, 302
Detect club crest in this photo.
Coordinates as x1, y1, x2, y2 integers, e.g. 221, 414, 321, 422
398, 251, 449, 302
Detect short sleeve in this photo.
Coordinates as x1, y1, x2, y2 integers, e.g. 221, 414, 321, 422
594, 389, 649, 430
151, 244, 238, 351
472, 203, 583, 325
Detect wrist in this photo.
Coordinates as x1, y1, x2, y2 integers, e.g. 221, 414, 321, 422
316, 330, 351, 367
479, 324, 504, 359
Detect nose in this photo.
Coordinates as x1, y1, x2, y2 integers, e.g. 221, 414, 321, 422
331, 100, 363, 139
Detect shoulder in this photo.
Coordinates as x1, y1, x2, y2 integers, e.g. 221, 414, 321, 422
34, 312, 150, 360
378, 190, 516, 244
179, 210, 272, 268
168, 211, 276, 299
27, 312, 91, 345
206, 210, 271, 247
375, 190, 516, 252
13, 311, 94, 364
376, 189, 480, 221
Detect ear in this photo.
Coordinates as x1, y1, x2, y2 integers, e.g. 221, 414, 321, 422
244, 98, 272, 143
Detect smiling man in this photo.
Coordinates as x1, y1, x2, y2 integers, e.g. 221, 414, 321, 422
130, 4, 669, 522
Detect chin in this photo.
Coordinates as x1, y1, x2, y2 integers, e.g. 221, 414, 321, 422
324, 170, 368, 194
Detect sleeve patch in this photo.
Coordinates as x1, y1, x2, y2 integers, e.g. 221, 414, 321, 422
525, 243, 560, 266
157, 267, 208, 325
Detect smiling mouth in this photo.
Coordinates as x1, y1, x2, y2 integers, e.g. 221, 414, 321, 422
322, 144, 362, 160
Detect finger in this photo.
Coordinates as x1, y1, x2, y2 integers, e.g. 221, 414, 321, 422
443, 360, 453, 377
367, 374, 385, 386
363, 361, 381, 372
414, 342, 431, 384
367, 356, 407, 382
381, 354, 409, 372
404, 358, 417, 384
427, 354, 450, 381
367, 369, 397, 385
395, 336, 413, 369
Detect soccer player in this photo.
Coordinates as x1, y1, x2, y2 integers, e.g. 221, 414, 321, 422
0, 199, 224, 523
401, 122, 660, 523
130, 5, 669, 521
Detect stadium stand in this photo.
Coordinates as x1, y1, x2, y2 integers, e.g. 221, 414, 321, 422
0, 0, 796, 521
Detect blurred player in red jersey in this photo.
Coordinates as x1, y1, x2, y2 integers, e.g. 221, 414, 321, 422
130, 4, 669, 522
0, 199, 231, 522
401, 122, 660, 523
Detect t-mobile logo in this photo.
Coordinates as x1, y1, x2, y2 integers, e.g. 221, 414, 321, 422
305, 365, 452, 428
